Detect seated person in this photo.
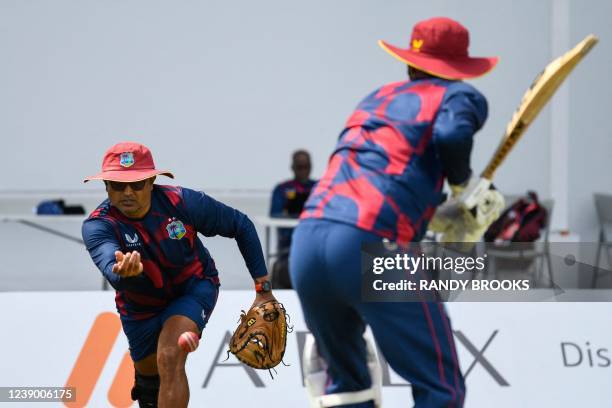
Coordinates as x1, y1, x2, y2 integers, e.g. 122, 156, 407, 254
269, 150, 316, 288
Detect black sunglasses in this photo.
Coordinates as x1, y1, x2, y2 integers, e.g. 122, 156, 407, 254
106, 180, 148, 192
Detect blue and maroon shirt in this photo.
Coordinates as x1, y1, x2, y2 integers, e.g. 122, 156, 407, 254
270, 179, 317, 218
302, 78, 488, 244
82, 185, 267, 320
270, 179, 316, 251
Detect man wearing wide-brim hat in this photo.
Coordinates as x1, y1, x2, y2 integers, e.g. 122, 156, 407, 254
81, 142, 275, 408
292, 17, 498, 407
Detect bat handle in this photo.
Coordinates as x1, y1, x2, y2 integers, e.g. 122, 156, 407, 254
458, 177, 492, 210
481, 167, 495, 180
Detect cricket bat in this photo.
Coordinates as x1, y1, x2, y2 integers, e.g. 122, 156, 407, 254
459, 34, 599, 210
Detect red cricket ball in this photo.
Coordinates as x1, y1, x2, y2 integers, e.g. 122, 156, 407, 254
178, 331, 199, 353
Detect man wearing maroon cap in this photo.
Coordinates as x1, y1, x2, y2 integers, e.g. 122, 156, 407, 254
82, 142, 274, 408
291, 17, 499, 407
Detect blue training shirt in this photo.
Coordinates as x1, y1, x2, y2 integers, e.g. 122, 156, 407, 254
270, 178, 316, 251
82, 185, 267, 320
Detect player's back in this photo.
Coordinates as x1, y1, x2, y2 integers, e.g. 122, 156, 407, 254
302, 78, 487, 244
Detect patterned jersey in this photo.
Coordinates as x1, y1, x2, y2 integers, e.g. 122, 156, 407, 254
302, 78, 488, 244
82, 185, 267, 320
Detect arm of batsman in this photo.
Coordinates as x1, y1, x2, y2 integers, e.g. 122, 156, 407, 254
429, 181, 505, 243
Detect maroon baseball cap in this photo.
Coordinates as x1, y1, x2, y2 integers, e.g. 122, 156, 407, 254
83, 142, 174, 183
378, 17, 498, 80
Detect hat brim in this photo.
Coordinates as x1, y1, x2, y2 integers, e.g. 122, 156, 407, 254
378, 40, 498, 80
83, 169, 174, 183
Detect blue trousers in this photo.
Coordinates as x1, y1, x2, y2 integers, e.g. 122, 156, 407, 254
289, 220, 465, 407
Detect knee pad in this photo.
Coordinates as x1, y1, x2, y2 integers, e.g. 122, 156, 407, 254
131, 372, 160, 408
302, 334, 382, 407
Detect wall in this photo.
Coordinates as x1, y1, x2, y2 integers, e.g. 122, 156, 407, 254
568, 0, 612, 240
0, 0, 609, 237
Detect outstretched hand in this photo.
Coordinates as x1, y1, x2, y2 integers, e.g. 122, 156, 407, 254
112, 250, 144, 277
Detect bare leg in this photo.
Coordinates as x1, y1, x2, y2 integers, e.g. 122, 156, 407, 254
156, 315, 198, 408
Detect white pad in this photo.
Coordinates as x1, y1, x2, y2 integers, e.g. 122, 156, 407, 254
303, 334, 382, 407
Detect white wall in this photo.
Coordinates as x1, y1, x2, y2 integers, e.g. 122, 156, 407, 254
0, 0, 609, 236
568, 0, 612, 240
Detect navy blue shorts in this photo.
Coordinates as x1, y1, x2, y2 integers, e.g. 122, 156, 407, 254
120, 278, 219, 362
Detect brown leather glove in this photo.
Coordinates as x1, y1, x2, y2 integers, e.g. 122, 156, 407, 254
229, 300, 288, 369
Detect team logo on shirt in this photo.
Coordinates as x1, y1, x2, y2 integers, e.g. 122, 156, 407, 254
119, 152, 135, 168
166, 219, 186, 240
285, 189, 296, 200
